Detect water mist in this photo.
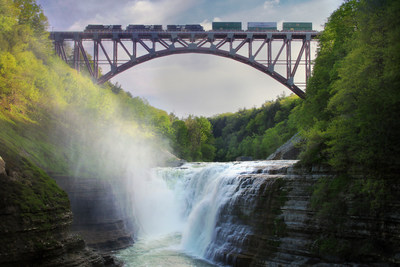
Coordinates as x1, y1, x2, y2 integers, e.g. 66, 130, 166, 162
50, 98, 176, 250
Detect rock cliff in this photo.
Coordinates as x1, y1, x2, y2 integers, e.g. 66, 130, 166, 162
0, 156, 105, 266
53, 175, 135, 252
266, 134, 302, 160
210, 164, 400, 266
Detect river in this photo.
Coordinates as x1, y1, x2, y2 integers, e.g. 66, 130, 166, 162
115, 160, 298, 266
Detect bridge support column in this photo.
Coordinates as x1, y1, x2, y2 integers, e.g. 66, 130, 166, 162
93, 40, 99, 79
305, 34, 312, 82
286, 36, 292, 80
54, 41, 67, 62
113, 40, 118, 68
267, 38, 272, 68
73, 40, 80, 72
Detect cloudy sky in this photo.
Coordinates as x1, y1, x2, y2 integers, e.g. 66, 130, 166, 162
37, 0, 343, 118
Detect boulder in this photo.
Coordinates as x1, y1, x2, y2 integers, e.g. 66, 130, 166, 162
267, 133, 302, 160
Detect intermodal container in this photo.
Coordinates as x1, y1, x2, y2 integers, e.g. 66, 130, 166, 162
282, 22, 312, 31
212, 22, 242, 31
247, 22, 277, 31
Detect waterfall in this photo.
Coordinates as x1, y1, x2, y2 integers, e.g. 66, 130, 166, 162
123, 160, 298, 265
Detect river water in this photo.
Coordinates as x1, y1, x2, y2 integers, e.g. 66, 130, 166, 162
115, 160, 297, 266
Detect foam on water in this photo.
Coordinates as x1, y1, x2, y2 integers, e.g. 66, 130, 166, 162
117, 160, 298, 265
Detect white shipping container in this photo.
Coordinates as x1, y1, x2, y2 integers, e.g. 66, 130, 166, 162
247, 22, 277, 28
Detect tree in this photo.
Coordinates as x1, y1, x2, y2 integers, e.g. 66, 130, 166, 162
171, 120, 190, 160
13, 0, 48, 36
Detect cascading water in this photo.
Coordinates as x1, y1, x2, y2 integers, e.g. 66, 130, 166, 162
116, 160, 298, 266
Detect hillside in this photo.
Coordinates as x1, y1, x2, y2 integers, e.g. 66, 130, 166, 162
209, 94, 301, 161
0, 0, 178, 264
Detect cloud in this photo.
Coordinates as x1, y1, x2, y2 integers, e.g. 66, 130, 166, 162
263, 0, 280, 9
68, 0, 197, 30
112, 54, 292, 117
222, 0, 342, 31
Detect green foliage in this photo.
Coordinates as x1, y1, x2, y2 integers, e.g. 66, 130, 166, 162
0, 0, 185, 177
294, 0, 400, 175
171, 120, 190, 159
170, 115, 215, 161
310, 174, 390, 260
296, 1, 400, 262
210, 95, 300, 161
13, 0, 48, 36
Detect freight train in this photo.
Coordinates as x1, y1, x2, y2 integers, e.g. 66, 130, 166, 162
84, 22, 313, 32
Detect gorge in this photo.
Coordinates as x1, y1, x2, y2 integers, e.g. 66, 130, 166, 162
1, 0, 399, 266
54, 159, 399, 266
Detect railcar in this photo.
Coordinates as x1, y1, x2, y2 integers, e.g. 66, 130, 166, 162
152, 25, 163, 31
212, 22, 242, 31
126, 24, 162, 31
167, 25, 184, 31
247, 22, 277, 31
184, 24, 204, 31
84, 24, 106, 32
84, 24, 122, 32
126, 24, 146, 31
109, 25, 122, 31
166, 24, 204, 32
282, 22, 313, 31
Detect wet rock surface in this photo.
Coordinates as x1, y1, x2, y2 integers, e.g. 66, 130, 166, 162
0, 158, 106, 266
209, 165, 400, 266
53, 175, 135, 252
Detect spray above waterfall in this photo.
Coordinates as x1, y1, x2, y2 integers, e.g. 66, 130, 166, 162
117, 160, 298, 266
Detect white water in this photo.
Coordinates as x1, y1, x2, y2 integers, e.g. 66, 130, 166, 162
116, 160, 297, 266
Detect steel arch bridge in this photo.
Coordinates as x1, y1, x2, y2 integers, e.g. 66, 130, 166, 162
50, 30, 319, 99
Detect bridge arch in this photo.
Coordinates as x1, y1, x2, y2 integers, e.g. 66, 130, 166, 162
98, 48, 306, 98
51, 31, 318, 99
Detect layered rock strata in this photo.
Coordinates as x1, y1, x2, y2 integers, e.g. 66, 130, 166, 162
53, 175, 135, 252
210, 164, 400, 266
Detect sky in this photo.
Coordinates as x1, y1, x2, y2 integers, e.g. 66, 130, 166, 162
37, 0, 343, 118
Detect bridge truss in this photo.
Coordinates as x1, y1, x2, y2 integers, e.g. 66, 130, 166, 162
50, 30, 319, 99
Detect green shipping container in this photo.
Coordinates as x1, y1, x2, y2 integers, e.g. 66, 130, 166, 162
212, 22, 242, 31
282, 22, 312, 31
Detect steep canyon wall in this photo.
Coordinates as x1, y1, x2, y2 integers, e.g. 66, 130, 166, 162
0, 157, 105, 266
53, 175, 135, 252
209, 165, 400, 266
